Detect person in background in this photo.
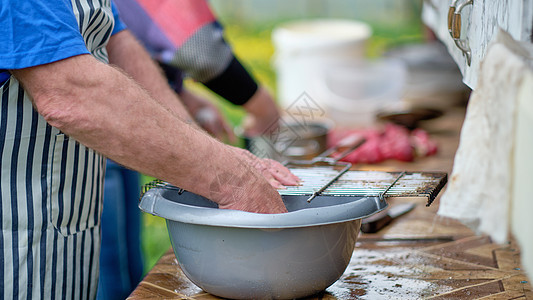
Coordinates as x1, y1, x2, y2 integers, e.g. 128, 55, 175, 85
114, 0, 281, 137
97, 1, 284, 299
0, 1, 298, 298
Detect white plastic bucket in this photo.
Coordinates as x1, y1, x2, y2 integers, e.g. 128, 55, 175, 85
316, 58, 407, 128
272, 19, 372, 109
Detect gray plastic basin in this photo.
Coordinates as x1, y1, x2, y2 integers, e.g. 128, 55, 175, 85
139, 188, 387, 299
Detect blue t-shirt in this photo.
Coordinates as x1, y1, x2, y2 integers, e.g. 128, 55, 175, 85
0, 1, 126, 84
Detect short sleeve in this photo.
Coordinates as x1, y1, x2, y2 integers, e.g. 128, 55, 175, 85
0, 0, 89, 69
111, 2, 127, 35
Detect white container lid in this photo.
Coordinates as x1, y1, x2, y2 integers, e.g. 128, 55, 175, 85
272, 19, 372, 54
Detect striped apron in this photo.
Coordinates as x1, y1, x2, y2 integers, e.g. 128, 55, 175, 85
1, 1, 115, 298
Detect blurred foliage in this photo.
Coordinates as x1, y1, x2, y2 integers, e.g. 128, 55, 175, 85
139, 176, 168, 273
140, 13, 425, 273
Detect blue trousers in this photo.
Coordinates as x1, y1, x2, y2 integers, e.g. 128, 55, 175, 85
97, 160, 144, 300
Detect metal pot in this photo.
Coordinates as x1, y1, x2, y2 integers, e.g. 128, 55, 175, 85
243, 119, 333, 162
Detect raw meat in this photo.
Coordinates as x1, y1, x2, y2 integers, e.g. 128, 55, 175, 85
328, 123, 438, 164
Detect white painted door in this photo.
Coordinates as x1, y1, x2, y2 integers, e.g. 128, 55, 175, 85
422, 0, 533, 89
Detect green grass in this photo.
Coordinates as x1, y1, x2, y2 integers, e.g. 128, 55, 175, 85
140, 17, 425, 273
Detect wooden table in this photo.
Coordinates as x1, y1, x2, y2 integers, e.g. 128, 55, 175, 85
128, 104, 533, 299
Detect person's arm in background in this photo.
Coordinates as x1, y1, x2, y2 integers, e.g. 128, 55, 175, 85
170, 19, 280, 137
178, 88, 236, 142
112, 0, 280, 137
106, 30, 194, 123
107, 31, 234, 142
241, 86, 281, 137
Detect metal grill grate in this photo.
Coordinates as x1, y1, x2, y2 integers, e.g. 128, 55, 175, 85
141, 168, 447, 206
280, 167, 447, 206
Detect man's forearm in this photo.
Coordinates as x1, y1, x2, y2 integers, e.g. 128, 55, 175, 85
12, 54, 286, 213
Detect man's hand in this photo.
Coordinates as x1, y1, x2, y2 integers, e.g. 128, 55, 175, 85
209, 162, 289, 214
209, 146, 297, 214
231, 146, 300, 189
